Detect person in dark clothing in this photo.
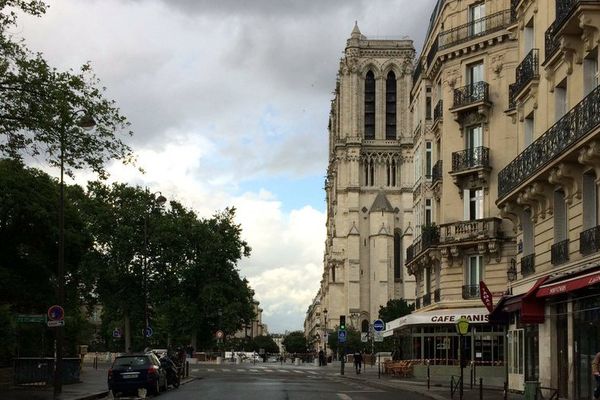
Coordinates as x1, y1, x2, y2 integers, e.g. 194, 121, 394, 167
353, 350, 363, 374
593, 351, 600, 399
318, 349, 325, 366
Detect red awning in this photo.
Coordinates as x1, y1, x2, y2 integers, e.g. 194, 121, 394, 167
521, 276, 548, 324
536, 269, 600, 298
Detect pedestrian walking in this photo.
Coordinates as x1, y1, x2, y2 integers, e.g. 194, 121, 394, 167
318, 349, 325, 366
353, 350, 363, 374
593, 351, 600, 399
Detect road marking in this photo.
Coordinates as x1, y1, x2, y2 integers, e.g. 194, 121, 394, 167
191, 369, 199, 373
207, 368, 215, 372
264, 369, 273, 372
293, 370, 304, 373
277, 369, 288, 373
249, 369, 259, 372
337, 394, 352, 400
307, 371, 318, 375
222, 368, 231, 372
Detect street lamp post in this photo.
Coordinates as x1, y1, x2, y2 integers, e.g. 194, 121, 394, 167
142, 191, 167, 349
54, 110, 96, 398
456, 317, 470, 400
323, 308, 328, 364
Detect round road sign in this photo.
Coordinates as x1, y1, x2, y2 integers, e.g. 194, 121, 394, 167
142, 326, 153, 338
112, 328, 122, 338
215, 330, 224, 339
373, 319, 385, 332
48, 305, 64, 321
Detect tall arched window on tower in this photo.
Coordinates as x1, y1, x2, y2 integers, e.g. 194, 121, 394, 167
365, 71, 376, 139
386, 71, 397, 139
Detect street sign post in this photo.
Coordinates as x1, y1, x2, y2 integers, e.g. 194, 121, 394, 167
16, 314, 46, 324
373, 319, 385, 332
374, 332, 384, 342
361, 332, 368, 343
47, 305, 64, 322
338, 330, 347, 343
47, 320, 65, 328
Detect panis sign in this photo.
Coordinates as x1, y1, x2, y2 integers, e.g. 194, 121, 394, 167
430, 313, 489, 324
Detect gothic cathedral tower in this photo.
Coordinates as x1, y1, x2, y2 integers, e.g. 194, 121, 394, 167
320, 23, 415, 333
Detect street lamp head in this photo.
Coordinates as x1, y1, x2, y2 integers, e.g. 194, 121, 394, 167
155, 193, 167, 206
455, 317, 470, 336
76, 113, 96, 131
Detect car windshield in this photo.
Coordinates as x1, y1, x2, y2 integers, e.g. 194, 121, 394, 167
113, 356, 149, 367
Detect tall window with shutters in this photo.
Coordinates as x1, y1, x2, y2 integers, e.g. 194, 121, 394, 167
365, 71, 376, 139
582, 171, 599, 231
554, 190, 567, 243
464, 188, 484, 220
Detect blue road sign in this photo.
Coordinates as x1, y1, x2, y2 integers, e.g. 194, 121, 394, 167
338, 330, 347, 343
113, 328, 122, 338
143, 326, 153, 338
373, 319, 385, 332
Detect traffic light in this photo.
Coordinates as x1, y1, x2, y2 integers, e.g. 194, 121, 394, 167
339, 315, 346, 331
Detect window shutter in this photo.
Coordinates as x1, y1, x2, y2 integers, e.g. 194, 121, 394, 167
554, 190, 567, 242
464, 189, 471, 219
583, 173, 597, 230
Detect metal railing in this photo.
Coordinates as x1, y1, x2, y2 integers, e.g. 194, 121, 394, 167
438, 10, 513, 50
521, 254, 535, 276
451, 146, 490, 172
416, 297, 421, 309
432, 160, 443, 184
440, 218, 501, 244
462, 285, 480, 299
498, 84, 600, 199
512, 49, 539, 97
551, 239, 570, 266
580, 225, 600, 255
434, 99, 443, 124
453, 81, 490, 108
423, 292, 432, 307
406, 226, 440, 264
508, 82, 518, 110
545, 21, 560, 60
434, 288, 441, 303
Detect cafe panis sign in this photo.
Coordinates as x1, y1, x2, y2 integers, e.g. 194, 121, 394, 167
430, 313, 489, 324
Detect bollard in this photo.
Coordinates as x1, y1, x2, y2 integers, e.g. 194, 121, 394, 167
451, 376, 455, 399
186, 361, 190, 378
479, 377, 483, 400
503, 381, 508, 400
427, 361, 430, 390
470, 362, 474, 389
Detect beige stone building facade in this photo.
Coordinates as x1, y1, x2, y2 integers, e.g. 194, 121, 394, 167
306, 24, 417, 353
385, 0, 519, 387
233, 301, 267, 340
493, 0, 600, 398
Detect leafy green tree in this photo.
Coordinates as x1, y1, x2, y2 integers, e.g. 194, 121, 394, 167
0, 1, 133, 176
282, 331, 308, 354
250, 335, 279, 354
378, 298, 414, 323
327, 327, 363, 355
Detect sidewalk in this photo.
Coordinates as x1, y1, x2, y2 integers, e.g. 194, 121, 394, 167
2, 364, 109, 400
325, 361, 523, 400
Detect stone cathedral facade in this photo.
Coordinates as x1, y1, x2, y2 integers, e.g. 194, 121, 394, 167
313, 24, 416, 345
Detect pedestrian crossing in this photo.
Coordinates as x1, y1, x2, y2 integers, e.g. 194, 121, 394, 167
191, 366, 327, 376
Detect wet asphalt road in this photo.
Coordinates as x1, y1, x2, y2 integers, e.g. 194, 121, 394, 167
150, 363, 432, 400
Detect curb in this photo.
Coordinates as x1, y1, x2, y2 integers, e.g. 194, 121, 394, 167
338, 375, 448, 400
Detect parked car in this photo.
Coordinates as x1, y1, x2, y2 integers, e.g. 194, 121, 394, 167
108, 353, 168, 397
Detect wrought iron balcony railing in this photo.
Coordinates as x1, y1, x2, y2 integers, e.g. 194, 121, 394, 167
438, 10, 514, 50
508, 83, 518, 110
511, 0, 520, 20
413, 58, 423, 84
521, 254, 535, 277
423, 293, 432, 307
434, 288, 441, 303
451, 146, 490, 172
434, 100, 443, 124
551, 239, 570, 266
453, 81, 490, 109
462, 285, 480, 300
498, 84, 600, 199
545, 21, 560, 60
427, 36, 439, 67
406, 226, 440, 265
439, 218, 501, 244
432, 160, 443, 184
555, 0, 600, 32
512, 49, 539, 97
580, 225, 600, 255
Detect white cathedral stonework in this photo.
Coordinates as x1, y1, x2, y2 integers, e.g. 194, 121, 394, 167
310, 23, 416, 343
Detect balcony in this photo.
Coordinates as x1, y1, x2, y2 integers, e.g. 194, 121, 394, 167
511, 49, 539, 100
453, 81, 490, 110
423, 293, 432, 307
521, 254, 536, 277
462, 285, 480, 300
433, 100, 443, 126
551, 239, 570, 266
434, 288, 441, 303
498, 84, 600, 200
544, 22, 560, 61
439, 218, 502, 245
451, 147, 490, 173
406, 225, 440, 265
580, 225, 600, 255
554, 0, 600, 34
432, 160, 443, 185
438, 10, 513, 50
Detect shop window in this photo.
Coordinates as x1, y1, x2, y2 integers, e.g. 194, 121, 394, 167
508, 329, 524, 375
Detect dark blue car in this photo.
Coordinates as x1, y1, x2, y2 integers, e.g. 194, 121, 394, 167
108, 353, 167, 397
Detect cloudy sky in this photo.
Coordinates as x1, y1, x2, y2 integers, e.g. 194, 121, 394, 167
17, 0, 436, 333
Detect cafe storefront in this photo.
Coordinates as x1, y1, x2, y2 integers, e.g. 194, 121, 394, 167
383, 308, 505, 385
